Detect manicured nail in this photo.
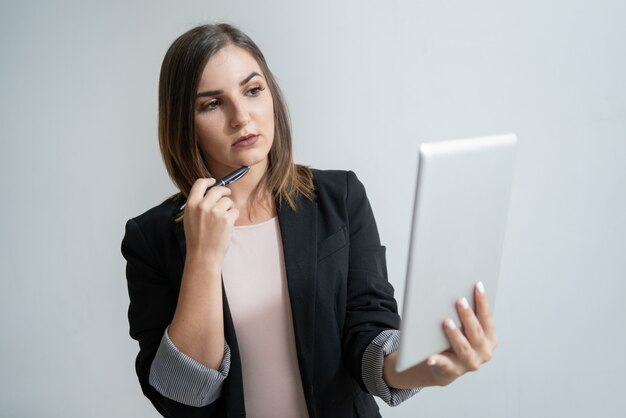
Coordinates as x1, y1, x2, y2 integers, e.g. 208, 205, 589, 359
459, 297, 469, 310
445, 319, 457, 330
476, 281, 486, 294
427, 357, 437, 366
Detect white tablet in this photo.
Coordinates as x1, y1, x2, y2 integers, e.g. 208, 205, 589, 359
396, 133, 517, 372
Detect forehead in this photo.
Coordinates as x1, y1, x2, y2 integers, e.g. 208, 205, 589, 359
197, 45, 263, 89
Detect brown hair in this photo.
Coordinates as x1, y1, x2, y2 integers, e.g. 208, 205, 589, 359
158, 23, 314, 219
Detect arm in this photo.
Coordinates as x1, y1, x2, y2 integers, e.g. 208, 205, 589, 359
122, 217, 224, 416
167, 179, 238, 369
121, 178, 239, 415
148, 327, 231, 407
361, 330, 421, 406
339, 171, 404, 390
336, 171, 418, 406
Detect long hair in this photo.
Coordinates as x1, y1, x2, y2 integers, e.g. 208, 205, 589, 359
158, 23, 314, 219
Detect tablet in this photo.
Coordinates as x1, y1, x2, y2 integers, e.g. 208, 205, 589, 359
396, 133, 517, 372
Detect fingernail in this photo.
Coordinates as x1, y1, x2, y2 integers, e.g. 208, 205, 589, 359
427, 358, 437, 366
459, 297, 469, 310
476, 281, 486, 294
445, 319, 457, 330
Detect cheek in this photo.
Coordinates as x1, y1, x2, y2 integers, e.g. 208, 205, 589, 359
260, 97, 275, 131
195, 117, 221, 147
267, 98, 275, 121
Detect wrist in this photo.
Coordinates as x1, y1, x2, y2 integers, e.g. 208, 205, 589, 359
184, 250, 222, 277
383, 352, 438, 389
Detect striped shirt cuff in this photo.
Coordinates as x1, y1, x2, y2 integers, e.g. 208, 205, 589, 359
362, 330, 421, 407
149, 327, 231, 407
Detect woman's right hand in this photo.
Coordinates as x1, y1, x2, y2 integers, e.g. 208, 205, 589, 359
182, 178, 240, 265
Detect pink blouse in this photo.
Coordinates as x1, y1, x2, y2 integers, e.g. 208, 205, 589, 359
221, 217, 309, 418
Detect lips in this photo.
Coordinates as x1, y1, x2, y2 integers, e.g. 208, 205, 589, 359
233, 133, 259, 147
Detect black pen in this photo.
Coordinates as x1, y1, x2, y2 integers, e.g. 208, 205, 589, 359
209, 165, 250, 190
179, 166, 249, 210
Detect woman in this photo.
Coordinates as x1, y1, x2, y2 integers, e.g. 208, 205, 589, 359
121, 23, 497, 418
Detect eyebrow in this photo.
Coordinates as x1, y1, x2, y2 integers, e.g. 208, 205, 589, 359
196, 72, 262, 98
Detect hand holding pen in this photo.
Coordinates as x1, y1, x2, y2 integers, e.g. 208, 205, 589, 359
180, 166, 249, 263
179, 166, 249, 211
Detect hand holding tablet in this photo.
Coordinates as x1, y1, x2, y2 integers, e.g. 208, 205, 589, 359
384, 282, 498, 388
423, 282, 498, 387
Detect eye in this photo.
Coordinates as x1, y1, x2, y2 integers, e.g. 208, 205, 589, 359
199, 99, 221, 112
246, 86, 265, 97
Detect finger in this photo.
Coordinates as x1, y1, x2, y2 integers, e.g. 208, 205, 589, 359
187, 178, 217, 206
474, 281, 496, 341
226, 207, 240, 224
199, 185, 232, 207
425, 352, 464, 383
210, 196, 235, 213
201, 181, 232, 198
443, 318, 480, 372
197, 195, 233, 219
456, 297, 486, 348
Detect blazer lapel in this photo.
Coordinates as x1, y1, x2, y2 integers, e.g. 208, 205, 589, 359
277, 196, 318, 412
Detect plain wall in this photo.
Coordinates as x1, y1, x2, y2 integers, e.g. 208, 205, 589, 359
1, 0, 625, 416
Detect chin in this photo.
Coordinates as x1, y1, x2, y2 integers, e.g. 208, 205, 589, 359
245, 158, 270, 171
236, 150, 271, 169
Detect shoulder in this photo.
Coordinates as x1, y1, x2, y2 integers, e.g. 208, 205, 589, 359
310, 168, 350, 187
128, 194, 183, 229
122, 194, 183, 253
310, 168, 368, 206
310, 168, 364, 197
306, 169, 373, 229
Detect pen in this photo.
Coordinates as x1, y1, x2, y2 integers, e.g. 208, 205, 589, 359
179, 166, 249, 211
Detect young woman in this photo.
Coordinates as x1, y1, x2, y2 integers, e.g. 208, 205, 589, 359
121, 23, 497, 418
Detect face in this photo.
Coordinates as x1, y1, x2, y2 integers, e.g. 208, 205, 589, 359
193, 45, 275, 178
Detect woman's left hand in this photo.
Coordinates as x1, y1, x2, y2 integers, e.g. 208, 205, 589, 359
383, 282, 498, 389
424, 281, 498, 387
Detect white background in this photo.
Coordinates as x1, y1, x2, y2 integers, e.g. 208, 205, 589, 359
1, 0, 625, 416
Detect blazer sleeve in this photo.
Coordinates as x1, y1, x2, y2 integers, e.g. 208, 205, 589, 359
340, 171, 402, 393
121, 218, 225, 417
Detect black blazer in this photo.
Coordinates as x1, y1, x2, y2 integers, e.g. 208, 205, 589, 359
121, 170, 401, 418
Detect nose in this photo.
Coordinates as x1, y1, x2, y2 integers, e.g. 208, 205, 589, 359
229, 99, 250, 129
